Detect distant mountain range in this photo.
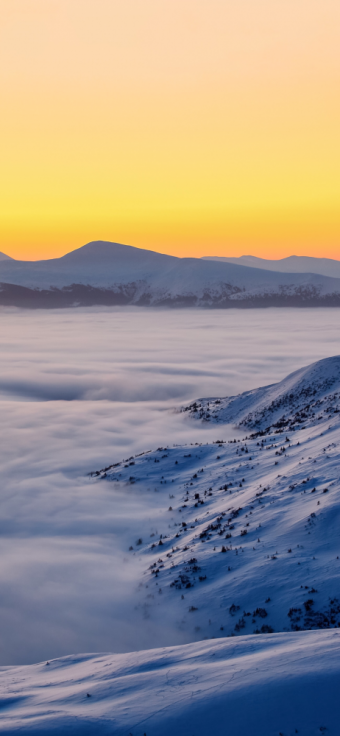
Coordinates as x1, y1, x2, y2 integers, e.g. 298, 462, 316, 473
201, 254, 340, 279
1, 241, 340, 308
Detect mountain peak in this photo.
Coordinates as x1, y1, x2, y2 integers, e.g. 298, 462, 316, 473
60, 240, 176, 265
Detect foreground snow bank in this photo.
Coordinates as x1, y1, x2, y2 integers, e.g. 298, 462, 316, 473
0, 631, 339, 735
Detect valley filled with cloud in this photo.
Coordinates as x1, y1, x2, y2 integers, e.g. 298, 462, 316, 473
1, 306, 339, 666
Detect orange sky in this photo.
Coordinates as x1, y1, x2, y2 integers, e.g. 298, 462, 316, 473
1, 0, 340, 261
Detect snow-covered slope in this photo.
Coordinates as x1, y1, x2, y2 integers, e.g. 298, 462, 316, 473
2, 241, 340, 307
184, 355, 340, 430
202, 254, 340, 279
89, 357, 340, 642
0, 631, 339, 735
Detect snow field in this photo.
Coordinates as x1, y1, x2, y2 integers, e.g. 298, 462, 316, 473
0, 631, 339, 735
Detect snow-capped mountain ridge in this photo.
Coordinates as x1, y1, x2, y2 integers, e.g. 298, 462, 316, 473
2, 241, 340, 307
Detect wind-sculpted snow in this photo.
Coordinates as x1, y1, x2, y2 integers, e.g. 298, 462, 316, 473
93, 357, 340, 641
0, 631, 339, 735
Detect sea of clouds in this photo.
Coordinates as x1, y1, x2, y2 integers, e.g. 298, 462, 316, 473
1, 306, 340, 665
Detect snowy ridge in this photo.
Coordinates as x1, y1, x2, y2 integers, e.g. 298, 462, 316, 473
0, 631, 339, 735
184, 355, 340, 430
90, 358, 340, 642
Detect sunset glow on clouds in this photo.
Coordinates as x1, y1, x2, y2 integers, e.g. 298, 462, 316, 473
1, 0, 340, 260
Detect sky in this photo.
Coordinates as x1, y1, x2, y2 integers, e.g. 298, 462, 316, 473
1, 306, 340, 664
1, 1, 340, 261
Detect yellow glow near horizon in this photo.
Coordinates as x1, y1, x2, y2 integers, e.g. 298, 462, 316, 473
1, 0, 340, 260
